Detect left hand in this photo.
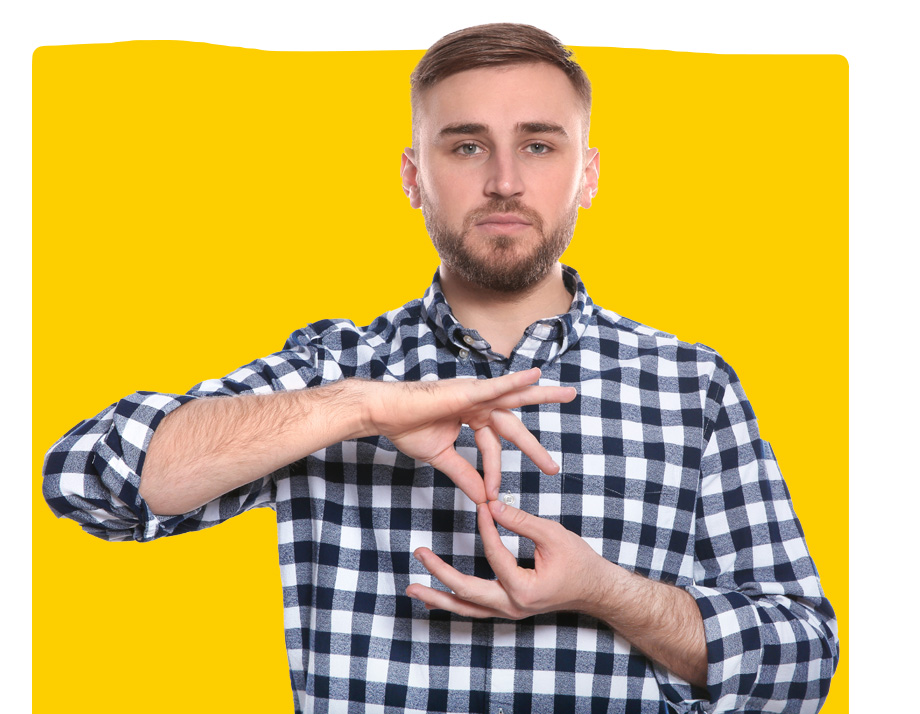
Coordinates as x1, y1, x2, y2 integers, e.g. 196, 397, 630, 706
407, 499, 710, 687
406, 499, 617, 619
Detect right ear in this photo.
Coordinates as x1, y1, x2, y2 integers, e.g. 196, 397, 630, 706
401, 148, 422, 209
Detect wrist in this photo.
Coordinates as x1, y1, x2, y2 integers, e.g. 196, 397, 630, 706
348, 378, 384, 439
577, 557, 630, 621
296, 378, 377, 443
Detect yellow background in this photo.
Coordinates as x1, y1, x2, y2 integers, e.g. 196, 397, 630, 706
33, 43, 847, 712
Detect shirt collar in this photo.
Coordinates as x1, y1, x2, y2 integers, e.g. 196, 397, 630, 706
421, 264, 594, 363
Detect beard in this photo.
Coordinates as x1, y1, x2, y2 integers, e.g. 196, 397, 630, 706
421, 191, 579, 294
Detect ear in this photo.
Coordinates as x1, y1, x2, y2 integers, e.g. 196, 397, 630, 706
579, 148, 600, 209
401, 148, 422, 209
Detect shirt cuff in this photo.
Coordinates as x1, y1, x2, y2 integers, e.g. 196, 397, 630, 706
682, 584, 763, 713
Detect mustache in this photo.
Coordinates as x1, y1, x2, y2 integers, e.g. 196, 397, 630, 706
463, 199, 544, 232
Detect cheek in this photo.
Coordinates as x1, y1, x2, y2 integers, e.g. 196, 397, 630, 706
424, 174, 478, 214
535, 176, 581, 215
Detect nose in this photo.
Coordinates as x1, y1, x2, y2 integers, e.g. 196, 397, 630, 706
483, 147, 524, 199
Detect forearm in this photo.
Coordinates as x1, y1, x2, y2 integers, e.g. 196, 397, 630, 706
140, 379, 370, 515
583, 561, 708, 688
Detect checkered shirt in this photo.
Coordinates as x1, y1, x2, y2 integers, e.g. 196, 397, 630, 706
44, 266, 838, 713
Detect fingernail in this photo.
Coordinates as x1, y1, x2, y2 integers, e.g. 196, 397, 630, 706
492, 499, 506, 514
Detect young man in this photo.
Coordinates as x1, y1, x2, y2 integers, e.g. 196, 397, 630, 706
44, 24, 838, 713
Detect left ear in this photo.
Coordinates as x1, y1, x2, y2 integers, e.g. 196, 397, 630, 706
579, 148, 600, 209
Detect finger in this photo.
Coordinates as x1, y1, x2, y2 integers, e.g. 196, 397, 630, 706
476, 502, 524, 583
413, 547, 507, 610
473, 425, 502, 501
456, 368, 543, 407
428, 448, 487, 504
389, 370, 542, 429
405, 583, 501, 619
489, 410, 560, 475
488, 499, 560, 546
484, 384, 577, 411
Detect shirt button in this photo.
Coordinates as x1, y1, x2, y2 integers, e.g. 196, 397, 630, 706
458, 349, 469, 360
501, 493, 516, 506
463, 335, 475, 345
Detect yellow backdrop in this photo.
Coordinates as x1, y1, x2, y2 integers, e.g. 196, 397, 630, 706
33, 43, 847, 712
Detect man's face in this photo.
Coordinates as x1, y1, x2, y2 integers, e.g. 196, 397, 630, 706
402, 63, 599, 293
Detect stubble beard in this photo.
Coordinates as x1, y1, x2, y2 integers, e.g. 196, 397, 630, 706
421, 191, 580, 294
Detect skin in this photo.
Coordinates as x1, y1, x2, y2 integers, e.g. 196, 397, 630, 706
400, 63, 710, 689
140, 60, 708, 691
401, 64, 599, 357
141, 368, 575, 514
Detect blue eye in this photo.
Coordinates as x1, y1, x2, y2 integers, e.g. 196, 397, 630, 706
458, 143, 481, 156
529, 143, 548, 154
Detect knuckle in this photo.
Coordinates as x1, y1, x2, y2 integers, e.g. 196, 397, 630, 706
508, 508, 529, 527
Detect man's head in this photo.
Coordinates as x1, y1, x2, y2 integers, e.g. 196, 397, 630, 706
402, 24, 600, 294
409, 23, 592, 148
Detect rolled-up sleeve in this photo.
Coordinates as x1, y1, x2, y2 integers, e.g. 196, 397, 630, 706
42, 390, 277, 542
42, 339, 331, 542
654, 362, 839, 713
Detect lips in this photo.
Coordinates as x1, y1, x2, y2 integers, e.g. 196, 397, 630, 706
476, 213, 531, 226
475, 213, 532, 228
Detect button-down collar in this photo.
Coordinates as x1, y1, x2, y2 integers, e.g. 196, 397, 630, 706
421, 264, 595, 365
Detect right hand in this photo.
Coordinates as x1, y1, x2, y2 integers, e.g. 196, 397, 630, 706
363, 367, 576, 504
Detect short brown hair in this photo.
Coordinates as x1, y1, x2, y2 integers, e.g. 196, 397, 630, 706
410, 23, 592, 142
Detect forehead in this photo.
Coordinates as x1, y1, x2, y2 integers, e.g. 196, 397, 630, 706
415, 63, 586, 140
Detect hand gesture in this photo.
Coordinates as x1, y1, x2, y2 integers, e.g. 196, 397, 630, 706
406, 499, 613, 619
406, 499, 709, 687
367, 367, 576, 504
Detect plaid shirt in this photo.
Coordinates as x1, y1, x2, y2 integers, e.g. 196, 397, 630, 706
44, 266, 837, 713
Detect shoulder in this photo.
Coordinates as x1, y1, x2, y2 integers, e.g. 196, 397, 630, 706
590, 305, 729, 376
284, 299, 426, 348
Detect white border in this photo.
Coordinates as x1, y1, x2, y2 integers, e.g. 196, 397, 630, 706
10, 0, 918, 709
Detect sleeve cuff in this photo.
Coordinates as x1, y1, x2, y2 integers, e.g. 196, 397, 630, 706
683, 584, 763, 713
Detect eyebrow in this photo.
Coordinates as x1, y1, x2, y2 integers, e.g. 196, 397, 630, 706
436, 121, 570, 140
518, 122, 569, 137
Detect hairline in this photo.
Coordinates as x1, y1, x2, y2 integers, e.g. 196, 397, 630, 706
410, 61, 593, 153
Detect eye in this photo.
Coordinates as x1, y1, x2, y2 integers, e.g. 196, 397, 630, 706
456, 143, 483, 156
527, 142, 551, 155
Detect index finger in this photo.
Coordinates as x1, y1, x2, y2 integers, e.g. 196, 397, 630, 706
455, 367, 544, 407
483, 384, 577, 412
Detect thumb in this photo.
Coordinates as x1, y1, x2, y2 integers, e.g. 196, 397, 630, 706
488, 499, 557, 544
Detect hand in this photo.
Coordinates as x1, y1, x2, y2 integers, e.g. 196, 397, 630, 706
406, 499, 614, 619
366, 368, 576, 504
407, 499, 710, 687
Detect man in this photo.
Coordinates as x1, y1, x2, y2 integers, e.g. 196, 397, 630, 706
43, 23, 838, 713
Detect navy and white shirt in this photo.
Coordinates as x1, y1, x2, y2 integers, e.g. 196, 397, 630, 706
44, 266, 838, 713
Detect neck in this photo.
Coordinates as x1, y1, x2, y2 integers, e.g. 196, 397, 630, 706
438, 263, 574, 358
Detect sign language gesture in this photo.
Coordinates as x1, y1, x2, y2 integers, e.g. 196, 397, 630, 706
368, 367, 576, 504
407, 499, 609, 619
406, 499, 710, 687
142, 367, 574, 516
